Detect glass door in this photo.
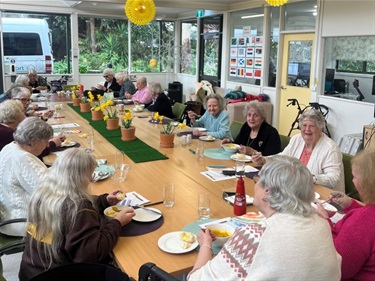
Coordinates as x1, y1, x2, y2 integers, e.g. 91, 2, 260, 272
198, 15, 222, 86
278, 33, 314, 136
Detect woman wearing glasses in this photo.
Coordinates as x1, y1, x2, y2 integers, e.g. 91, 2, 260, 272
188, 155, 341, 280
91, 68, 121, 93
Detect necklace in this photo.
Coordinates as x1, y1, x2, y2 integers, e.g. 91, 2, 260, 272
247, 137, 255, 147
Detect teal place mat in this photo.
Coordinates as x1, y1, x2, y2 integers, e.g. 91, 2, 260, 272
203, 148, 233, 160
182, 219, 222, 254
68, 104, 168, 163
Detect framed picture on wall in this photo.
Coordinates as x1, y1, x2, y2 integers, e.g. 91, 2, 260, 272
230, 48, 238, 57
246, 58, 253, 67
238, 37, 246, 46
255, 47, 263, 58
245, 68, 254, 78
255, 36, 263, 46
246, 47, 254, 56
230, 67, 237, 76
237, 58, 245, 67
230, 58, 237, 66
237, 68, 245, 77
254, 69, 262, 78
231, 37, 238, 47
254, 58, 262, 68
238, 48, 246, 57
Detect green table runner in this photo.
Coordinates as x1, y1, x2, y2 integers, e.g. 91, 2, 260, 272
68, 104, 168, 163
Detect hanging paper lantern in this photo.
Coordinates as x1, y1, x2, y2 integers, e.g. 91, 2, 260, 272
149, 59, 157, 68
125, 0, 156, 26
265, 0, 288, 7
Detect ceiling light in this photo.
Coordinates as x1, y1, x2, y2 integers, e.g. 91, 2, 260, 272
241, 14, 264, 19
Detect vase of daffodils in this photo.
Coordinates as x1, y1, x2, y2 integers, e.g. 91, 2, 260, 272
88, 91, 104, 121
79, 95, 91, 112
101, 99, 119, 130
71, 92, 81, 106
121, 110, 136, 141
154, 113, 186, 148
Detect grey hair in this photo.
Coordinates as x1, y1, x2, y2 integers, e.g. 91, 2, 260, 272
11, 86, 31, 99
0, 100, 24, 123
205, 93, 226, 111
115, 72, 130, 82
148, 82, 163, 94
15, 75, 30, 86
102, 68, 115, 77
258, 155, 315, 217
137, 77, 147, 86
27, 68, 38, 77
27, 148, 97, 267
243, 100, 267, 121
13, 117, 53, 145
299, 108, 325, 130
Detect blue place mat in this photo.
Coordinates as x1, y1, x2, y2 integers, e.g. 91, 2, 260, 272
182, 219, 222, 254
203, 148, 233, 160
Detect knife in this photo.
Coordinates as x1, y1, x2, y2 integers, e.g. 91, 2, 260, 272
143, 201, 163, 207
136, 205, 162, 215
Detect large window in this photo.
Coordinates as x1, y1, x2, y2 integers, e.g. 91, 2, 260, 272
2, 12, 71, 74
181, 19, 197, 75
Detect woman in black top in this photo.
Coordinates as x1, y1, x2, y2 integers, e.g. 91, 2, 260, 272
222, 100, 281, 156
147, 82, 174, 119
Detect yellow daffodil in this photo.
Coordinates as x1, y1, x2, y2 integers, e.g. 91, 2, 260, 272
121, 110, 134, 129
103, 115, 109, 121
160, 120, 185, 135
178, 123, 186, 130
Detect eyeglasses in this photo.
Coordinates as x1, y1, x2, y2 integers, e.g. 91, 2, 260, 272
15, 98, 31, 103
253, 175, 260, 184
103, 76, 109, 78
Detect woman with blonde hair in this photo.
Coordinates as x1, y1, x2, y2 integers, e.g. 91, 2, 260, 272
0, 99, 25, 150
19, 148, 135, 281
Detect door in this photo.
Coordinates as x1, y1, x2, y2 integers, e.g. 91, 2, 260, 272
278, 33, 315, 136
198, 15, 222, 87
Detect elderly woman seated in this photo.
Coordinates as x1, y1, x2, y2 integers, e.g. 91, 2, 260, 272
147, 82, 173, 119
188, 93, 232, 139
91, 68, 121, 93
253, 108, 344, 192
125, 76, 153, 106
0, 100, 25, 150
188, 155, 341, 280
27, 68, 50, 93
222, 100, 281, 156
114, 72, 136, 98
0, 117, 53, 236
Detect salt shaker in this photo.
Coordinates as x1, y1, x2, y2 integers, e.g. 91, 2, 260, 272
186, 134, 192, 144
181, 135, 187, 146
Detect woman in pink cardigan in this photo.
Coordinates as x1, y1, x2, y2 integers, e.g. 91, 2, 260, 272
317, 148, 375, 280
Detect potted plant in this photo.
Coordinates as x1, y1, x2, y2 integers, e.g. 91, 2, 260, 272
101, 99, 119, 130
71, 91, 81, 106
121, 110, 135, 141
79, 95, 91, 112
88, 91, 104, 121
155, 113, 186, 148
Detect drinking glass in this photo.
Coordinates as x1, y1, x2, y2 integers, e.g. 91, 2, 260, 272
235, 160, 245, 177
86, 128, 94, 153
198, 193, 210, 219
195, 142, 204, 158
163, 182, 175, 207
111, 151, 130, 182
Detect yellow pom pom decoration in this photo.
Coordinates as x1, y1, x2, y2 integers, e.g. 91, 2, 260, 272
265, 0, 288, 6
149, 59, 157, 68
125, 0, 156, 26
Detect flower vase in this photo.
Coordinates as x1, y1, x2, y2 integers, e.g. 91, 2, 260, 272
106, 117, 119, 130
160, 133, 175, 148
72, 98, 81, 106
80, 103, 91, 113
91, 110, 103, 121
121, 126, 136, 141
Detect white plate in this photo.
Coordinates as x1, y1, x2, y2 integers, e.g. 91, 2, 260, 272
133, 207, 162, 222
199, 136, 216, 142
124, 99, 133, 104
61, 141, 76, 147
315, 192, 320, 200
158, 231, 198, 254
193, 127, 207, 132
230, 154, 252, 162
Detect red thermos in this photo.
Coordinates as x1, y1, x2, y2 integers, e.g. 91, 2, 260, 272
234, 176, 247, 216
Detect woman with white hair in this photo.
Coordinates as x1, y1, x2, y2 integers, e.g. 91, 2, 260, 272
114, 72, 136, 98
0, 117, 53, 236
253, 108, 344, 192
91, 68, 121, 93
0, 100, 25, 150
19, 148, 135, 281
147, 82, 173, 118
188, 155, 341, 280
188, 93, 232, 139
27, 68, 50, 93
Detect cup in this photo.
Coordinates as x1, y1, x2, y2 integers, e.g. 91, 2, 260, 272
198, 193, 210, 219
196, 142, 204, 158
111, 151, 130, 182
235, 160, 245, 177
86, 128, 95, 153
163, 182, 175, 207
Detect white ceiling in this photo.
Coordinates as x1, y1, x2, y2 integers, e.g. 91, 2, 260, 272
0, 0, 264, 20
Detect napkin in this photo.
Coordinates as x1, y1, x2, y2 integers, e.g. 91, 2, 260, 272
201, 170, 236, 181
126, 191, 150, 206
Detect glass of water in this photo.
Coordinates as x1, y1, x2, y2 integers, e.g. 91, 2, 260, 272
198, 193, 210, 219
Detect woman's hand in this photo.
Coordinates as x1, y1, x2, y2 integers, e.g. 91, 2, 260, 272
330, 191, 352, 209
115, 207, 135, 226
107, 190, 125, 205
43, 110, 54, 119
51, 133, 66, 147
221, 138, 231, 145
315, 202, 329, 219
238, 145, 257, 155
197, 228, 214, 246
251, 152, 264, 165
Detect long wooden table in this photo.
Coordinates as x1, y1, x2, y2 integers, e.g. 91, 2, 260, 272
44, 102, 334, 279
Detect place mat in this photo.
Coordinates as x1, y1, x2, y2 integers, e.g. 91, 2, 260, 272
149, 119, 170, 125
182, 220, 221, 254
68, 104, 168, 163
177, 131, 199, 139
52, 142, 81, 152
203, 148, 232, 160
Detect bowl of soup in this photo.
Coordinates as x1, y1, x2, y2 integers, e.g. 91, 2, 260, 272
206, 223, 235, 247
222, 143, 240, 153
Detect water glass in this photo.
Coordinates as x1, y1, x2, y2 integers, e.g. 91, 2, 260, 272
235, 160, 245, 177
111, 151, 130, 182
86, 128, 94, 153
163, 182, 175, 207
196, 142, 204, 158
198, 193, 210, 219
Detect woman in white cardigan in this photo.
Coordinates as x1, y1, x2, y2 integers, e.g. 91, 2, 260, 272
253, 108, 344, 192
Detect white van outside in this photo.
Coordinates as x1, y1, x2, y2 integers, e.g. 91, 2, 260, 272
2, 18, 54, 74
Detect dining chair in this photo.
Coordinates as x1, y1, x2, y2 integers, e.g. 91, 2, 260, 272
342, 153, 360, 201
29, 262, 131, 281
0, 218, 27, 275
172, 102, 187, 122
230, 120, 243, 140
138, 262, 179, 281
279, 134, 291, 151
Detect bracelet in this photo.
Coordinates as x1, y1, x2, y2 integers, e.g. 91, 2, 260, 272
200, 245, 212, 250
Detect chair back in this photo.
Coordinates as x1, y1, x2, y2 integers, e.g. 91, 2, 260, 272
139, 262, 179, 281
230, 120, 243, 140
172, 102, 187, 122
29, 263, 129, 281
342, 153, 359, 200
279, 134, 291, 151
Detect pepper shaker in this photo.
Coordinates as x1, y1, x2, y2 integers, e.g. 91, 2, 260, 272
181, 135, 187, 146
186, 134, 192, 144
